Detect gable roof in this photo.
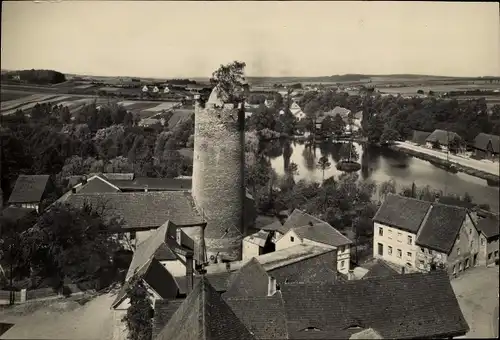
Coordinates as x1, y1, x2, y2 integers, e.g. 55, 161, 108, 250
153, 299, 185, 339
8, 175, 50, 204
223, 258, 270, 299
412, 130, 432, 145
224, 295, 289, 340
292, 222, 353, 247
425, 129, 461, 145
473, 132, 500, 153
155, 276, 256, 340
65, 191, 203, 230
125, 220, 192, 282
244, 230, 270, 247
476, 216, 499, 239
77, 175, 121, 194
109, 177, 192, 191
280, 271, 469, 339
362, 260, 399, 280
373, 194, 432, 233
112, 258, 180, 309
415, 203, 468, 254
282, 209, 324, 234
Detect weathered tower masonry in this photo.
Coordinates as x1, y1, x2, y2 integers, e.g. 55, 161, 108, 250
192, 89, 246, 261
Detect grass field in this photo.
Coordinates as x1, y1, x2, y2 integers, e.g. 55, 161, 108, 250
0, 91, 31, 102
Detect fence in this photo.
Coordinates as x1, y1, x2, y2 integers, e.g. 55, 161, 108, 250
0, 282, 93, 305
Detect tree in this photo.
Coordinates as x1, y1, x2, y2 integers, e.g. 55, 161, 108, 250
316, 156, 331, 182
339, 143, 359, 162
378, 179, 396, 202
22, 203, 124, 288
332, 114, 346, 136
209, 61, 248, 104
380, 127, 401, 144
321, 116, 335, 135
122, 276, 154, 340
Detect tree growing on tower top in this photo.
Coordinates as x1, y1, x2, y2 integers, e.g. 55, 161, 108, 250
209, 61, 249, 104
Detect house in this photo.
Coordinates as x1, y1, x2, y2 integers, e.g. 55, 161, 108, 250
289, 102, 306, 120
476, 216, 499, 265
153, 270, 469, 339
411, 130, 432, 145
373, 194, 482, 276
154, 277, 256, 340
425, 129, 462, 151
65, 191, 205, 246
472, 133, 500, 160
277, 209, 353, 274
7, 175, 51, 213
324, 106, 351, 119
242, 230, 275, 261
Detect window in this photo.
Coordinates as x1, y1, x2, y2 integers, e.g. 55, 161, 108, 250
459, 262, 463, 271
453, 265, 456, 274
388, 230, 393, 239
340, 246, 345, 253
488, 252, 492, 260
495, 250, 499, 258
470, 240, 473, 248
397, 249, 402, 258
469, 228, 472, 234
290, 236, 294, 242
397, 232, 402, 242
457, 248, 461, 256
379, 227, 383, 236
465, 258, 470, 269
419, 260, 425, 268
388, 246, 393, 255
377, 243, 383, 256
341, 260, 345, 268
481, 238, 485, 246
420, 247, 425, 253
407, 252, 412, 258
429, 249, 433, 255
130, 232, 136, 240
407, 236, 413, 245
406, 262, 412, 268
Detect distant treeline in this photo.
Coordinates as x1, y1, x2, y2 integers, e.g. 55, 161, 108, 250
1, 69, 66, 84
166, 79, 197, 85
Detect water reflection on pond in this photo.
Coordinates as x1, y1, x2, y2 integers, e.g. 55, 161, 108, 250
265, 139, 500, 212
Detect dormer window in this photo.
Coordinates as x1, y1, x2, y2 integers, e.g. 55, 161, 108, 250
302, 327, 321, 332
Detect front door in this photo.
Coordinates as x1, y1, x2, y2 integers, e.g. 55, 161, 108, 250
473, 253, 478, 266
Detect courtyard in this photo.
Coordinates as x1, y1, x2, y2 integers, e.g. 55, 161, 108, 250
451, 265, 499, 338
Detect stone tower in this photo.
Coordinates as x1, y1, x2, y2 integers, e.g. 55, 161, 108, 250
192, 88, 246, 262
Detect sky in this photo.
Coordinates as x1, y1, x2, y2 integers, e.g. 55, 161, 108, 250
1, 1, 499, 78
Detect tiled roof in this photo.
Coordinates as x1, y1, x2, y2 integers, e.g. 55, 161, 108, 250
282, 209, 324, 234
425, 129, 461, 145
244, 230, 270, 247
175, 272, 236, 295
292, 222, 352, 247
153, 299, 185, 339
373, 194, 431, 233
8, 175, 50, 204
362, 260, 399, 280
155, 276, 256, 340
476, 216, 499, 239
411, 130, 431, 145
109, 177, 192, 191
416, 203, 468, 254
126, 221, 187, 281
223, 258, 270, 299
112, 258, 179, 309
268, 248, 338, 284
77, 176, 120, 194
65, 191, 203, 229
473, 132, 500, 153
258, 220, 286, 233
224, 295, 289, 339
280, 271, 469, 339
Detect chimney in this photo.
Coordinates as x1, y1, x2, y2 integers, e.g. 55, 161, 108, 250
176, 228, 182, 246
348, 269, 355, 281
186, 252, 194, 294
144, 185, 148, 193
268, 276, 277, 296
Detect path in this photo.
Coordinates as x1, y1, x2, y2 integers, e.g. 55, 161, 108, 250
395, 141, 500, 177
451, 266, 499, 338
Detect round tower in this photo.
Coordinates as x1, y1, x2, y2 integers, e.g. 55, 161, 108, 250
192, 88, 246, 262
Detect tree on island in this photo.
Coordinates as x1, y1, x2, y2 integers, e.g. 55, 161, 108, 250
339, 143, 359, 162
209, 61, 248, 104
317, 156, 331, 183
122, 276, 154, 340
